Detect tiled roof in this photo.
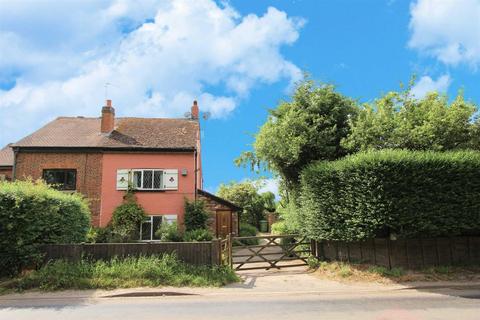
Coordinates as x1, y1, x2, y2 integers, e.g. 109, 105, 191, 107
12, 117, 199, 150
0, 144, 13, 166
197, 189, 242, 211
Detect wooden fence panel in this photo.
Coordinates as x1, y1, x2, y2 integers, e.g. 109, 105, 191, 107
348, 242, 362, 262
323, 241, 337, 260
337, 242, 349, 261
470, 237, 480, 264
361, 240, 375, 264
436, 238, 452, 266
421, 238, 438, 267
373, 239, 389, 267
42, 242, 218, 266
405, 239, 423, 269
451, 237, 469, 265
314, 237, 480, 270
389, 239, 408, 269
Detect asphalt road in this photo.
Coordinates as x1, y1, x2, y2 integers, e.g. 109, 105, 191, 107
1, 289, 479, 320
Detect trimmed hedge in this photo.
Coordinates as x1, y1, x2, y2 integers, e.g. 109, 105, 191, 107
300, 150, 480, 241
0, 180, 90, 276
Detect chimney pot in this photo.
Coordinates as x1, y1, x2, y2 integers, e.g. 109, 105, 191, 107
191, 100, 199, 120
101, 100, 115, 133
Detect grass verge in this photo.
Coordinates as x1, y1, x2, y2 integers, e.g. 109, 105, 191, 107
0, 254, 239, 293
308, 258, 480, 284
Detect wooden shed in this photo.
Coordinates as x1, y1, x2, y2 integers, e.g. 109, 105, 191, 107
197, 189, 241, 238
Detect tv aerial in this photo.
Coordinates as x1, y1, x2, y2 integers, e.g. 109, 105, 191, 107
202, 111, 211, 120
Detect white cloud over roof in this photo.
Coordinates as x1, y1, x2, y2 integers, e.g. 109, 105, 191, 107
0, 0, 303, 146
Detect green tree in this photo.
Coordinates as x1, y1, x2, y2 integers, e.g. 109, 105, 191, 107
342, 86, 479, 152
236, 78, 357, 189
217, 180, 273, 228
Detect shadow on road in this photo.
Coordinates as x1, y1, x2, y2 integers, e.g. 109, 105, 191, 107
0, 290, 97, 310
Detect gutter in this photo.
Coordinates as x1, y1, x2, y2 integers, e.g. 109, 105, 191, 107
10, 146, 196, 153
194, 148, 198, 201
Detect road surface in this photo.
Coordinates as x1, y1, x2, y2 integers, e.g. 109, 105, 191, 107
1, 287, 479, 320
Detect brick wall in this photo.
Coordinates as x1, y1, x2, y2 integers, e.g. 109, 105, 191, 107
0, 167, 13, 181
15, 152, 103, 225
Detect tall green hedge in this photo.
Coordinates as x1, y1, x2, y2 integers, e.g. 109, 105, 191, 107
0, 180, 91, 276
300, 150, 480, 241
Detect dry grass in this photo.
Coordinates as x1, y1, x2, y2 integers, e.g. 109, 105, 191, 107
310, 260, 480, 284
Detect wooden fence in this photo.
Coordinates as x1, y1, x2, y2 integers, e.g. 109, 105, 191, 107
312, 237, 480, 269
42, 240, 222, 267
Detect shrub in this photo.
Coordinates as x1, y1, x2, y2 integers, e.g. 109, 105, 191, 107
184, 199, 209, 231
0, 180, 90, 276
111, 192, 146, 242
234, 223, 258, 246
301, 150, 480, 241
270, 221, 288, 235
183, 229, 214, 242
3, 254, 239, 291
155, 222, 183, 242
239, 223, 257, 237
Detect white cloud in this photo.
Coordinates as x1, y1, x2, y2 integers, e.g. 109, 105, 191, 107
0, 0, 303, 146
408, 0, 480, 67
410, 74, 451, 99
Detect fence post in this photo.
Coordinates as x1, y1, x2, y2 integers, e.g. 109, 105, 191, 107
225, 233, 233, 267
310, 239, 316, 257
211, 239, 220, 266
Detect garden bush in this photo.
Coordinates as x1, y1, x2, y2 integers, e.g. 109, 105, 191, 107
0, 180, 90, 276
235, 223, 259, 245
110, 193, 146, 242
300, 150, 480, 241
183, 229, 214, 242
184, 199, 209, 231
154, 222, 183, 242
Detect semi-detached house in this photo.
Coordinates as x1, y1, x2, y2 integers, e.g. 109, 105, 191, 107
7, 100, 239, 239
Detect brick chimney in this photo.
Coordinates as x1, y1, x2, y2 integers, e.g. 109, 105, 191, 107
101, 99, 115, 133
191, 100, 199, 120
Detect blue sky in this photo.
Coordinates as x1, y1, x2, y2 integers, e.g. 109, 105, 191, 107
1, 0, 480, 195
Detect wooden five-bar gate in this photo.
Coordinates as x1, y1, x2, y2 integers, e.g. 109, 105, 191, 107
220, 234, 312, 271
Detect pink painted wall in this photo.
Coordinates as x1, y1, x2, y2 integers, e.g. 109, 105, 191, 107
99, 152, 199, 227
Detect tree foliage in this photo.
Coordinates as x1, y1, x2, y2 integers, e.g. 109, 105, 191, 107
342, 88, 479, 152
237, 78, 358, 187
217, 180, 273, 228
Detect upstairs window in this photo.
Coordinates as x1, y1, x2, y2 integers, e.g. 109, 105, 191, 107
116, 169, 178, 191
43, 169, 77, 190
132, 169, 163, 190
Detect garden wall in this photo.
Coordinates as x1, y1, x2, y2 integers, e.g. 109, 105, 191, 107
43, 241, 222, 266
312, 237, 480, 269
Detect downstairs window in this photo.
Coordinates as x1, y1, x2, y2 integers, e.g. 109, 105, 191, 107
42, 169, 77, 190
139, 215, 178, 241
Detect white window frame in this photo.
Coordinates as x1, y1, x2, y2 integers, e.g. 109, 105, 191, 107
139, 214, 178, 241
132, 169, 163, 190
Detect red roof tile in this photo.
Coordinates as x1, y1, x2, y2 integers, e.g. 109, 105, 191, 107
12, 117, 199, 150
0, 144, 13, 166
